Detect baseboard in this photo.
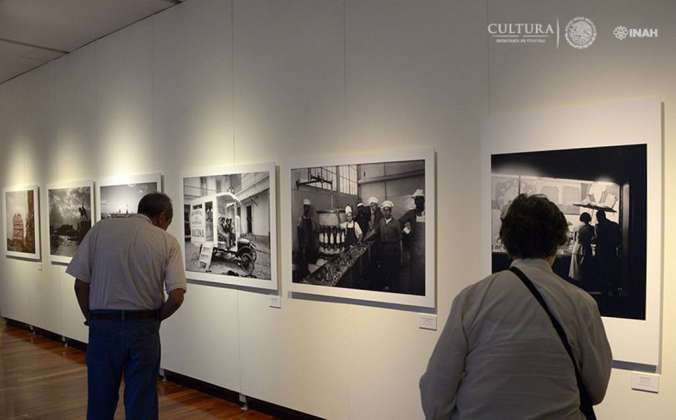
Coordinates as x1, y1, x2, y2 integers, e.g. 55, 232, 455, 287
4, 317, 32, 330
163, 370, 324, 420
3, 317, 60, 342
65, 337, 88, 352
163, 370, 241, 404
3, 317, 88, 351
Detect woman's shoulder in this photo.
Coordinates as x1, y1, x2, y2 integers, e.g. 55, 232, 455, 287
452, 271, 505, 305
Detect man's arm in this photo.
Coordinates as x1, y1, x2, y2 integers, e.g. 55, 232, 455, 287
74, 279, 90, 322
67, 227, 95, 323
160, 289, 185, 321
162, 237, 188, 321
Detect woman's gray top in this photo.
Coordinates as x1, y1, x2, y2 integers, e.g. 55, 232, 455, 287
420, 258, 612, 420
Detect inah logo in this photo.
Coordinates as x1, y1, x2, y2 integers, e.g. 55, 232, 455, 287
565, 17, 597, 49
613, 25, 659, 40
613, 26, 629, 40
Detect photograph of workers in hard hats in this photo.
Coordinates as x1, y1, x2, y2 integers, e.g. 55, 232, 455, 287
289, 152, 435, 307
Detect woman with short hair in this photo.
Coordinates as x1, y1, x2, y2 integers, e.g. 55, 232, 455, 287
420, 194, 612, 420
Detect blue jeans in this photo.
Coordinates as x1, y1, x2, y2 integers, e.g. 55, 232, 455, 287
87, 317, 161, 420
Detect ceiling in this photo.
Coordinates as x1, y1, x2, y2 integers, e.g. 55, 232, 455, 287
0, 0, 182, 85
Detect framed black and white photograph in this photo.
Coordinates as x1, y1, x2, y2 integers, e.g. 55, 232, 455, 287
47, 180, 95, 264
491, 145, 647, 320
288, 149, 435, 308
97, 173, 162, 221
481, 99, 663, 367
3, 185, 40, 260
180, 163, 278, 290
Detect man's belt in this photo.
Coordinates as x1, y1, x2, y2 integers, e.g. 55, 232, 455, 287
89, 309, 160, 321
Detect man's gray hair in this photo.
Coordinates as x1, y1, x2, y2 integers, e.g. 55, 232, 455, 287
138, 192, 173, 220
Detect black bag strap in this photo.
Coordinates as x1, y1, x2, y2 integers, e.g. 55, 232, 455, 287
509, 266, 596, 420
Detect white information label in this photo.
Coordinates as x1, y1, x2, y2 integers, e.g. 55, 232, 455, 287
631, 372, 660, 393
269, 295, 281, 309
418, 314, 437, 331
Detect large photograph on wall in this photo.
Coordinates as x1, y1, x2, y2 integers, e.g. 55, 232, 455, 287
97, 174, 162, 221
481, 99, 663, 367
491, 145, 647, 320
47, 181, 95, 264
288, 149, 435, 308
3, 185, 40, 260
180, 163, 278, 290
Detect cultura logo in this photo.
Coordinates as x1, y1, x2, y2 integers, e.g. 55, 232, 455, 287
565, 17, 597, 49
486, 22, 557, 45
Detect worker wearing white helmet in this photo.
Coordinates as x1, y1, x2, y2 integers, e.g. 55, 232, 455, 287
355, 202, 370, 236
400, 188, 426, 295
365, 198, 402, 291
297, 198, 319, 278
367, 196, 383, 233
340, 205, 363, 247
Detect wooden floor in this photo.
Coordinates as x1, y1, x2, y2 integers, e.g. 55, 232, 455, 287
0, 319, 274, 419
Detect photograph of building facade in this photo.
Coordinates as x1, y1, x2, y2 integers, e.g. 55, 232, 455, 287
183, 171, 271, 281
5, 189, 37, 255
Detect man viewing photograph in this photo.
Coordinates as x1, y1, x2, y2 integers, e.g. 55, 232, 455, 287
66, 192, 187, 420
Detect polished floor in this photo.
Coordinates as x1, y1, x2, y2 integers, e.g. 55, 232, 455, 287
0, 319, 274, 419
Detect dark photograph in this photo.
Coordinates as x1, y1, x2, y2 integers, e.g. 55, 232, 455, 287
491, 144, 647, 320
48, 185, 93, 259
183, 172, 272, 280
291, 160, 427, 296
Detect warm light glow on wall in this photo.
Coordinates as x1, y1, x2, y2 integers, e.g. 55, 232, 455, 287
99, 112, 150, 175
192, 103, 233, 166
50, 130, 86, 182
4, 133, 37, 186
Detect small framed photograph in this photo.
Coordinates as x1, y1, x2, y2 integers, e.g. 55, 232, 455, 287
97, 173, 162, 221
47, 180, 95, 264
3, 185, 41, 260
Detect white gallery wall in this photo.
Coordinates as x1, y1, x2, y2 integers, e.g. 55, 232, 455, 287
0, 0, 674, 419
